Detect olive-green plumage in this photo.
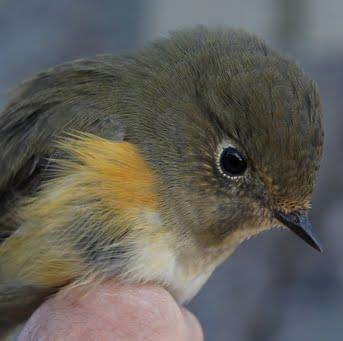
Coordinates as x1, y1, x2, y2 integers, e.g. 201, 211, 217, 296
0, 27, 323, 335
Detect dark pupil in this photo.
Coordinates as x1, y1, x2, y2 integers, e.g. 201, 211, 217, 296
220, 147, 247, 176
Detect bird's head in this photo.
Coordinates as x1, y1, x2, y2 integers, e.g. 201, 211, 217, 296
118, 28, 324, 255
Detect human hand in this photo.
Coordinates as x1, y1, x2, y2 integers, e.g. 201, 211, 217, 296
18, 281, 203, 341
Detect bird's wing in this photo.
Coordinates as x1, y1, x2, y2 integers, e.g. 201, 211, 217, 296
0, 57, 125, 237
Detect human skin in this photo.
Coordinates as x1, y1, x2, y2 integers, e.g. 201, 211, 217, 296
18, 281, 203, 341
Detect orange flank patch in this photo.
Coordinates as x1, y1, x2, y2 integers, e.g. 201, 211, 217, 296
0, 133, 160, 292
58, 133, 159, 211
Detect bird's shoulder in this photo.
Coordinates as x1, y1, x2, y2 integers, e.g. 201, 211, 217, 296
0, 56, 126, 238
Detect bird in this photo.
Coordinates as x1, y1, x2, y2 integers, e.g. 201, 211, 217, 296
0, 26, 324, 336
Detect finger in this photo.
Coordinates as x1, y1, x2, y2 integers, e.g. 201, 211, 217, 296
18, 281, 203, 341
181, 308, 204, 341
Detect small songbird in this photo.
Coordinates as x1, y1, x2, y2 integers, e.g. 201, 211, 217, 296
0, 27, 323, 335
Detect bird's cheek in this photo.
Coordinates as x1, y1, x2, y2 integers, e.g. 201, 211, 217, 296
192, 206, 247, 247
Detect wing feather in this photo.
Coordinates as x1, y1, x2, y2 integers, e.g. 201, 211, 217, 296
0, 57, 126, 234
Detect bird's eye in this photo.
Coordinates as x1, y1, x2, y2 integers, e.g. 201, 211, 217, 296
219, 147, 247, 177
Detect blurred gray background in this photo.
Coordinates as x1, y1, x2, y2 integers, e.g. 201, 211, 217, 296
0, 0, 342, 340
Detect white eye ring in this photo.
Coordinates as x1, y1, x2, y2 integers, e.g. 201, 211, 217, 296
216, 142, 248, 179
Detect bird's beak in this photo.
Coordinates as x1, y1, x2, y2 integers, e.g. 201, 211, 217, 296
274, 210, 323, 252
